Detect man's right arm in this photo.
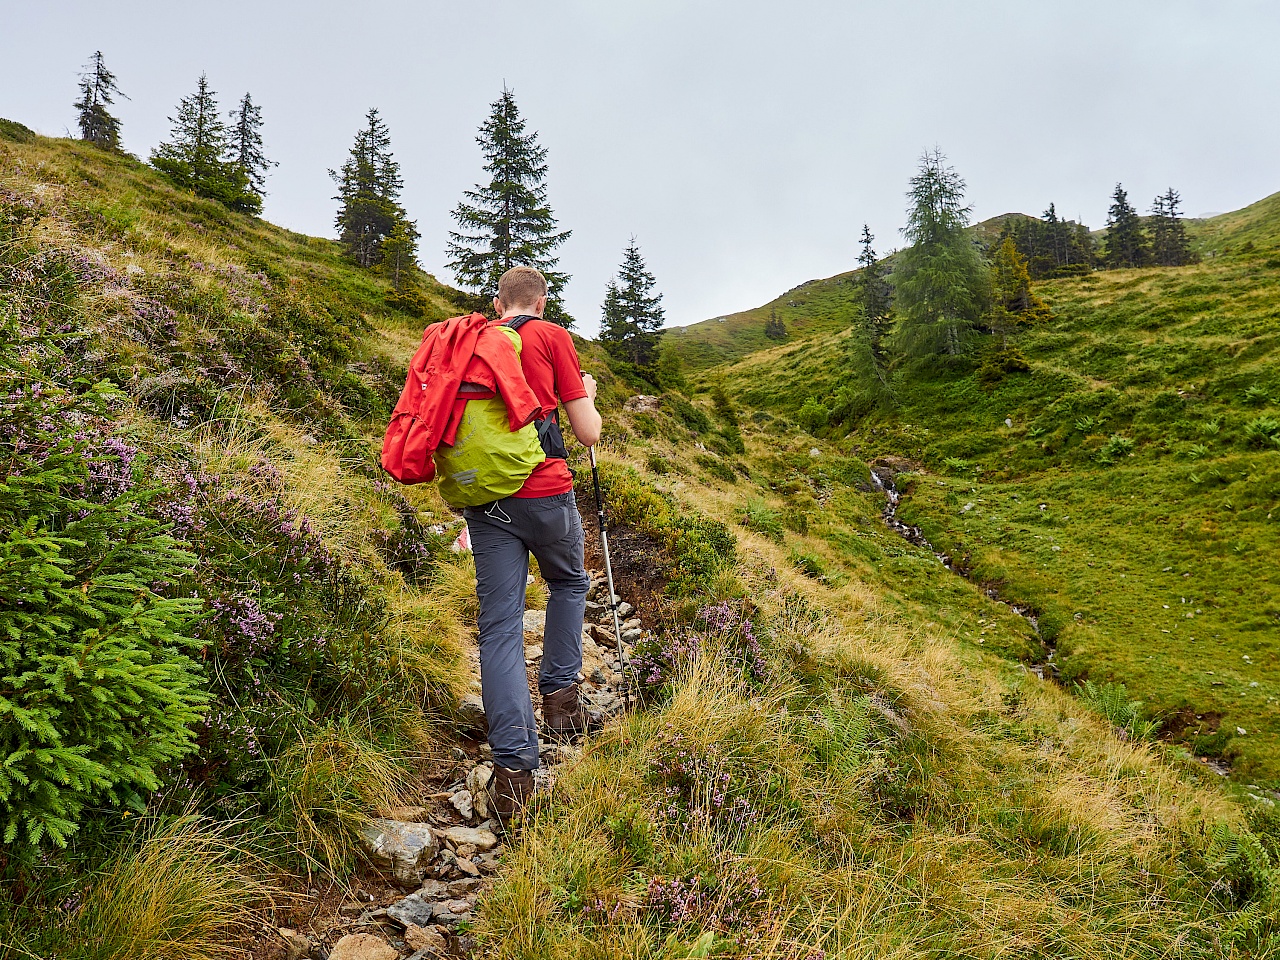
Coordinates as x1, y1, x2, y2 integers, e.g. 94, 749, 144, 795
564, 374, 601, 447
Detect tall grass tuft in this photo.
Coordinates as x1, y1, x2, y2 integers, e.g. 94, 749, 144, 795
272, 717, 410, 870
72, 816, 270, 960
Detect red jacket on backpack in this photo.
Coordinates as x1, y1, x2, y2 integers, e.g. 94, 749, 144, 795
382, 313, 542, 484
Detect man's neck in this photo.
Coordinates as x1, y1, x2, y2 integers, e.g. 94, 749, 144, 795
501, 310, 542, 322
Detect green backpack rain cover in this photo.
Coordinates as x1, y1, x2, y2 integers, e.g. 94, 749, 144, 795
434, 325, 546, 508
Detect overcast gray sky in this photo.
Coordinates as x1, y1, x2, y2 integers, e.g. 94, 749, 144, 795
4, 2, 1278, 334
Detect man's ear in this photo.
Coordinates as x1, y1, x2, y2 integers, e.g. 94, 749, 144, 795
536, 294, 548, 316
492, 297, 503, 316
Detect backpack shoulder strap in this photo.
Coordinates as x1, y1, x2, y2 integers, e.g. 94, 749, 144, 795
503, 314, 540, 332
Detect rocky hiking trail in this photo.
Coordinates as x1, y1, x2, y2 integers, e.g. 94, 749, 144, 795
258, 568, 642, 960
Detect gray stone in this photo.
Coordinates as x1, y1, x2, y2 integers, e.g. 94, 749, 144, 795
458, 694, 487, 734
416, 879, 450, 899
386, 893, 436, 928
522, 609, 546, 636
448, 789, 473, 820
358, 819, 439, 888
446, 878, 482, 897
616, 601, 635, 618
438, 825, 499, 851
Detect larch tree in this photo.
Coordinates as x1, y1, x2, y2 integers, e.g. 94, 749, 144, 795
1102, 184, 1150, 269
599, 238, 665, 369
73, 51, 127, 150
151, 74, 257, 213
229, 92, 275, 208
1151, 187, 1195, 267
988, 236, 1049, 337
330, 108, 408, 268
891, 150, 989, 359
447, 87, 573, 326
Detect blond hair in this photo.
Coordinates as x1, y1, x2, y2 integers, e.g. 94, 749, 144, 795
497, 265, 548, 310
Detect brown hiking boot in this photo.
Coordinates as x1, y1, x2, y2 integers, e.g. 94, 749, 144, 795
542, 682, 605, 741
489, 765, 534, 833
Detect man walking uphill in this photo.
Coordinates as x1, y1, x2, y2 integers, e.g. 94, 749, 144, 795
467, 266, 602, 829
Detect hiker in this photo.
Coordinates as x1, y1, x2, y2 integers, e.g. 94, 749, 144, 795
465, 266, 603, 827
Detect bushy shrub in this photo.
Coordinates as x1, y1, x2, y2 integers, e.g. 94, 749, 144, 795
663, 393, 710, 434
797, 398, 829, 433
0, 329, 206, 848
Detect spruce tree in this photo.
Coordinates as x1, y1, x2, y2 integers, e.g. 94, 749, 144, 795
1151, 187, 1194, 267
379, 216, 421, 291
73, 51, 127, 150
599, 238, 665, 368
764, 307, 787, 341
229, 92, 274, 207
891, 150, 989, 359
856, 224, 893, 383
330, 108, 406, 268
151, 75, 256, 213
447, 87, 573, 326
1102, 184, 1150, 269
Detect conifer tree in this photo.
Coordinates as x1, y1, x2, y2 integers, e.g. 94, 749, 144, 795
891, 150, 989, 359
379, 216, 421, 291
73, 51, 127, 150
151, 74, 257, 213
856, 224, 893, 383
599, 238, 665, 368
447, 87, 573, 326
989, 237, 1049, 331
229, 92, 275, 205
1102, 184, 1150, 269
330, 109, 406, 268
1151, 187, 1194, 267
764, 307, 787, 341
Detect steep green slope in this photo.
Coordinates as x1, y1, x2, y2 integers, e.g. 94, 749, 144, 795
684, 196, 1280, 782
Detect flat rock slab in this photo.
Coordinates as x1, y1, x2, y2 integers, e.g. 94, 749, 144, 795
387, 893, 437, 928
329, 933, 398, 960
438, 825, 499, 851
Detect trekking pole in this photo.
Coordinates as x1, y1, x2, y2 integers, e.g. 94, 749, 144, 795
588, 444, 630, 709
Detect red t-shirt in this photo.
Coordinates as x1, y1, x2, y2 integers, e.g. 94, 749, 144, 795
503, 317, 587, 498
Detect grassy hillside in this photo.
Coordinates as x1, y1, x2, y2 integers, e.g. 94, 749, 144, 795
690, 193, 1280, 783
3, 127, 1278, 959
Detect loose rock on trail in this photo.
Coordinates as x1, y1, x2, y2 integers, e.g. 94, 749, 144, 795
261, 569, 641, 960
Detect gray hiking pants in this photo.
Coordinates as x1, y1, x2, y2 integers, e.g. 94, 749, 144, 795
463, 491, 589, 771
